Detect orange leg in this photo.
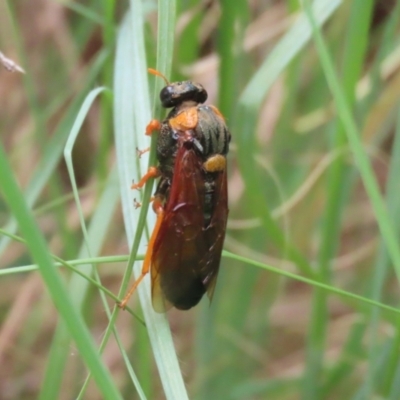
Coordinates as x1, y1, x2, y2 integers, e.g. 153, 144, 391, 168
119, 198, 164, 309
145, 119, 161, 136
131, 167, 159, 190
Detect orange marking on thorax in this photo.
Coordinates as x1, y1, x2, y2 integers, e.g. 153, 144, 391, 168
203, 154, 226, 172
169, 107, 198, 131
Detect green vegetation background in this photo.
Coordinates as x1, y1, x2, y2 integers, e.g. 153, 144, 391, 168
1, 1, 400, 399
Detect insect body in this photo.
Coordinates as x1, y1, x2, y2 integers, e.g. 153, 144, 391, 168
120, 69, 230, 312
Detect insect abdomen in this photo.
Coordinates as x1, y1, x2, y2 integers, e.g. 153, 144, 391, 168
161, 269, 206, 310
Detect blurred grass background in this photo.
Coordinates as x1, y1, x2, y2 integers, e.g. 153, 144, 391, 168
1, 0, 400, 399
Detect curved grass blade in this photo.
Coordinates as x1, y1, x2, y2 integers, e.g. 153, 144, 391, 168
113, 1, 188, 399
0, 145, 122, 400
223, 251, 400, 317
303, 1, 400, 279
0, 50, 108, 255
40, 87, 143, 399
235, 0, 342, 276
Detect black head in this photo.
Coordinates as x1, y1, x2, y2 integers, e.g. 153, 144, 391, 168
160, 81, 208, 108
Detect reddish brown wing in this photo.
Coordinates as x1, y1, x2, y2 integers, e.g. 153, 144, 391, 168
151, 146, 207, 312
199, 166, 228, 301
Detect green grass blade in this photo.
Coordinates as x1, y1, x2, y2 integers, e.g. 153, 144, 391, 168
40, 84, 133, 398
235, 0, 341, 276
303, 1, 400, 278
0, 147, 122, 400
223, 251, 400, 317
114, 2, 188, 398
64, 87, 107, 252
321, 5, 400, 394
217, 0, 249, 119
0, 50, 108, 255
364, 107, 400, 397
51, 86, 144, 398
302, 1, 374, 397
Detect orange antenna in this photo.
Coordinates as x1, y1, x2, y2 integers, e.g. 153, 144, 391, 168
148, 68, 170, 85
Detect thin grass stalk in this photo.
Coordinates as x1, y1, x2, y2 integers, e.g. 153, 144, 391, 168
302, 1, 373, 397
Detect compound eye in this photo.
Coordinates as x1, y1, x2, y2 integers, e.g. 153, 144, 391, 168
160, 86, 175, 108
195, 87, 207, 104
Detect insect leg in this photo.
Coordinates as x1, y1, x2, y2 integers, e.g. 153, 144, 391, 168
131, 167, 159, 190
119, 197, 164, 309
136, 146, 150, 158
133, 196, 156, 209
145, 119, 161, 135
